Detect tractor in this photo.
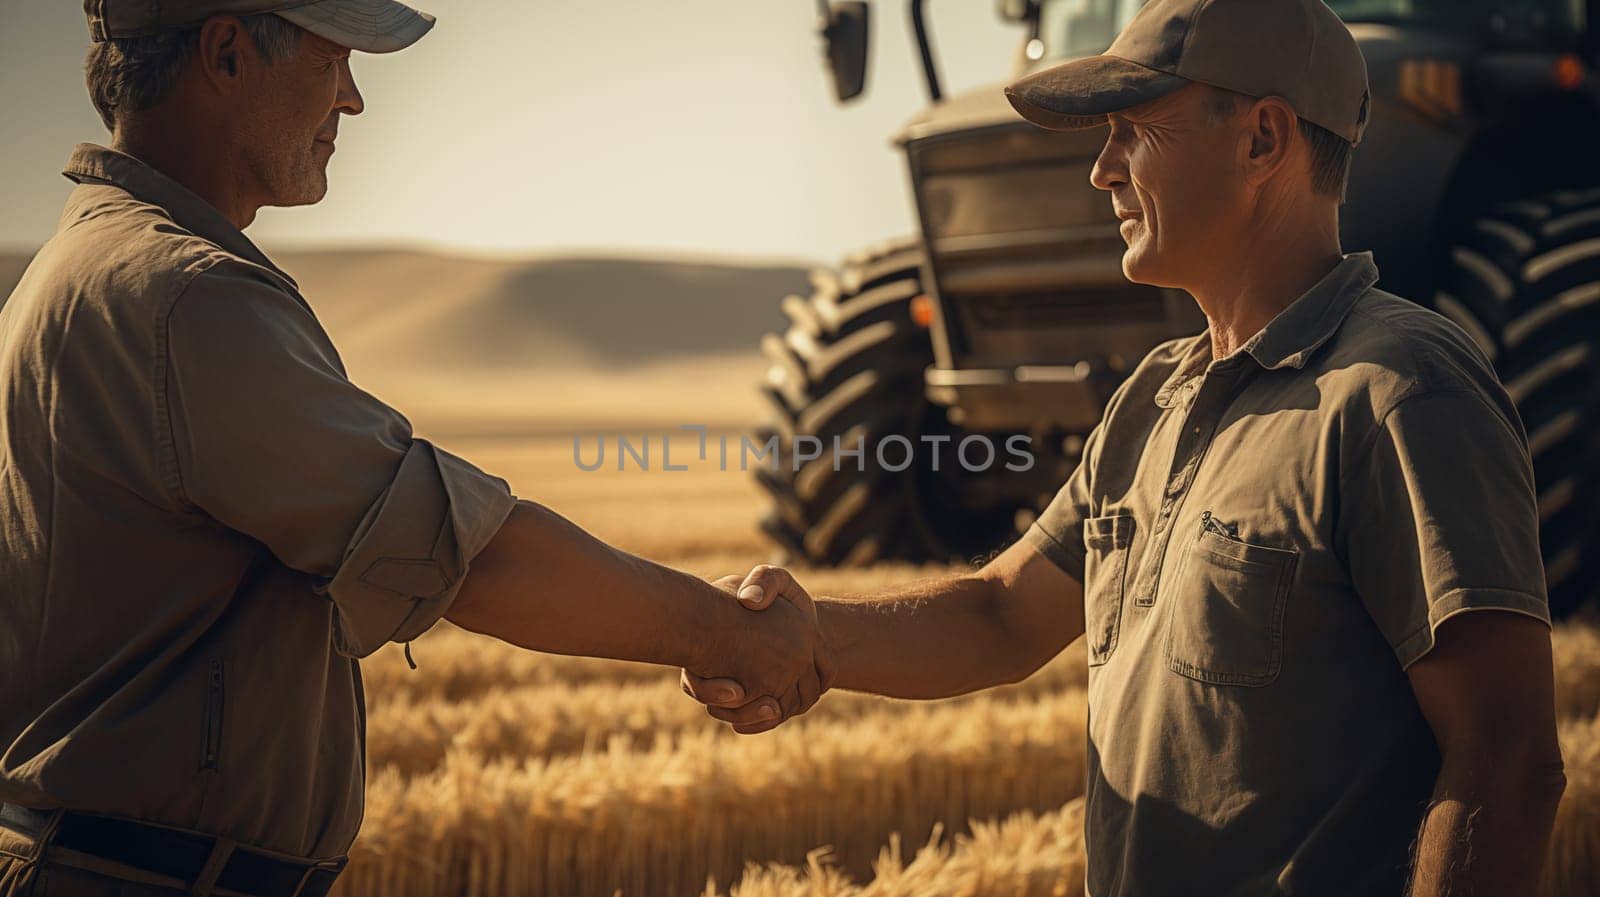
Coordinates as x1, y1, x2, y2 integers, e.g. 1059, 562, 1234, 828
755, 0, 1600, 616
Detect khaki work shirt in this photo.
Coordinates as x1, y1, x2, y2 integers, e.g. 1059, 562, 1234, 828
0, 144, 518, 858
1026, 253, 1550, 896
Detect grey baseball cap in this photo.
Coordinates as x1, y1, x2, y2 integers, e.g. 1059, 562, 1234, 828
84, 0, 436, 54
1005, 0, 1370, 145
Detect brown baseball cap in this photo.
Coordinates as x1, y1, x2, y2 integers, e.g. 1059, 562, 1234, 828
84, 0, 436, 54
1005, 0, 1370, 145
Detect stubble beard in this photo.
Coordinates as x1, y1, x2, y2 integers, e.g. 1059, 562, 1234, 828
265, 144, 331, 208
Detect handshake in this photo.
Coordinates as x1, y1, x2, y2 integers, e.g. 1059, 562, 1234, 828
678, 565, 834, 735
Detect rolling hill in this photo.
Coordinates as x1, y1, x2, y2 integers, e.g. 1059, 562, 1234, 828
0, 247, 811, 432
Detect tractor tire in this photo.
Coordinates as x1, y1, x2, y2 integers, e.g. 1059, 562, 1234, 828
1434, 186, 1600, 617
754, 238, 1017, 566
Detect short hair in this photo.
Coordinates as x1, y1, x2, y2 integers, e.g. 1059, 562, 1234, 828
84, 14, 303, 132
1203, 86, 1353, 200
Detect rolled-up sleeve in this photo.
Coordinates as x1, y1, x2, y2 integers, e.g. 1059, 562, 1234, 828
1024, 419, 1103, 583
163, 260, 518, 657
1338, 386, 1550, 669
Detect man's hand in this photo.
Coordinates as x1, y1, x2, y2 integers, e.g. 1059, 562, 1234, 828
681, 566, 834, 734
681, 540, 1086, 731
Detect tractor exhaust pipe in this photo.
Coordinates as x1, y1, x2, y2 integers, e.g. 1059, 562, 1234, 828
910, 0, 944, 102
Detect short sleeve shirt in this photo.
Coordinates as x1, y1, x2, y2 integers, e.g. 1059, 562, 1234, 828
0, 145, 519, 858
1025, 252, 1549, 896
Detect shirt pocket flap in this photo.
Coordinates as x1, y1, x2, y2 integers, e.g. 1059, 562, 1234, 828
1195, 527, 1297, 568
1084, 514, 1134, 551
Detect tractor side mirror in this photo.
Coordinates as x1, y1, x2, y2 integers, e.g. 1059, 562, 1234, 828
820, 2, 870, 102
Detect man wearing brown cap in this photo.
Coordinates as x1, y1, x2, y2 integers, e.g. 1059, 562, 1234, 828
686, 0, 1565, 894
0, 4, 831, 895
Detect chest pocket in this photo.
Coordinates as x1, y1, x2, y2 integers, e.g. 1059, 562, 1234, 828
1163, 516, 1298, 686
1083, 514, 1135, 666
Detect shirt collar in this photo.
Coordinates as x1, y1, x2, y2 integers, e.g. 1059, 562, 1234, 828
60, 143, 296, 289
1154, 252, 1380, 408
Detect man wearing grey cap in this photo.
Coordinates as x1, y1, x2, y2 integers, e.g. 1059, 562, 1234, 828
0, 4, 831, 895
685, 0, 1565, 894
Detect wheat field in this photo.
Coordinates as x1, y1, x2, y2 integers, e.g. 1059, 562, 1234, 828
330, 431, 1600, 897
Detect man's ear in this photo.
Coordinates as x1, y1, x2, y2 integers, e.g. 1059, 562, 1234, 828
1243, 96, 1298, 187
196, 16, 249, 93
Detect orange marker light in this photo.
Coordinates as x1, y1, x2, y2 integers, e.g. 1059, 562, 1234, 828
909, 293, 935, 329
1554, 54, 1587, 91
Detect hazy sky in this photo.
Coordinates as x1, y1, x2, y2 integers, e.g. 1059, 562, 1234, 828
0, 1, 1023, 261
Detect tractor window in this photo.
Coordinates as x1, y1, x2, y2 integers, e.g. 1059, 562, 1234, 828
1040, 0, 1145, 58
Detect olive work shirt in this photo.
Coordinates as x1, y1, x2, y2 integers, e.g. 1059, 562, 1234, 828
0, 144, 519, 859
1025, 252, 1551, 896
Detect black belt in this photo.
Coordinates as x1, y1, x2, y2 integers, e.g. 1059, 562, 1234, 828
0, 804, 345, 897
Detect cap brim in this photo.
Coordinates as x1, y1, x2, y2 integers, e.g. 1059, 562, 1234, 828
1005, 54, 1190, 130
275, 0, 435, 54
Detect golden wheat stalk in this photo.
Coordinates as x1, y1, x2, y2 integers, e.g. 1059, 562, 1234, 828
335, 689, 1090, 897
365, 651, 1090, 776
345, 621, 1600, 897
712, 798, 1088, 897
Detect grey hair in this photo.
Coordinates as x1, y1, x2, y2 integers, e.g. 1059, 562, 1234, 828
1203, 85, 1354, 201
84, 14, 304, 132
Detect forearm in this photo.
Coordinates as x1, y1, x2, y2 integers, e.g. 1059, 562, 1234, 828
816, 576, 1041, 700
1407, 753, 1566, 896
445, 500, 733, 673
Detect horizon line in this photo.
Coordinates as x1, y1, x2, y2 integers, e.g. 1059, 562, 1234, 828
0, 239, 823, 271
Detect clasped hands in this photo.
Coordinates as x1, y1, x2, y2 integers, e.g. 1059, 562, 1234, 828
679, 565, 831, 734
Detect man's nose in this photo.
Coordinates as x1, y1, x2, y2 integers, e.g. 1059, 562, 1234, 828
337, 57, 365, 116
1089, 138, 1126, 193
